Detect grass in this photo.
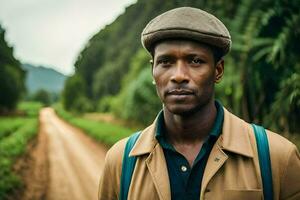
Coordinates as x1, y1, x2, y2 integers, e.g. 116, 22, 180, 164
0, 101, 41, 199
71, 119, 134, 146
0, 118, 27, 140
17, 101, 43, 117
54, 104, 135, 146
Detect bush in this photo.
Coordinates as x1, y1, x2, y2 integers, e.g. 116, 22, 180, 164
97, 96, 114, 112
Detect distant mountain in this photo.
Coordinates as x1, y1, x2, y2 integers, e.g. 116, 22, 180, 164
22, 64, 67, 94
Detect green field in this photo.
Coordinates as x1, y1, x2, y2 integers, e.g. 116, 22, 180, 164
0, 102, 41, 199
17, 101, 43, 117
54, 104, 136, 146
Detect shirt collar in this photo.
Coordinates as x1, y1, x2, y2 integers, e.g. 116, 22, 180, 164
155, 100, 224, 148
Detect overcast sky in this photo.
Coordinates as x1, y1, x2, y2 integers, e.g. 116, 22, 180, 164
0, 0, 136, 75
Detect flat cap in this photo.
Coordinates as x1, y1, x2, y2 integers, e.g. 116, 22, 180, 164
141, 7, 231, 56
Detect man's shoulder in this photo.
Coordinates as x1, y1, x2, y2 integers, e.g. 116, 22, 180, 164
224, 107, 298, 157
105, 124, 155, 165
266, 129, 298, 161
267, 129, 295, 148
105, 137, 128, 168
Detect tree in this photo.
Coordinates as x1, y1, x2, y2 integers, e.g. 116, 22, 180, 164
32, 89, 51, 106
62, 75, 92, 113
0, 25, 25, 113
0, 65, 24, 112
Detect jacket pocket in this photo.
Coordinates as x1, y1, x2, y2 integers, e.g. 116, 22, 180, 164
224, 189, 263, 200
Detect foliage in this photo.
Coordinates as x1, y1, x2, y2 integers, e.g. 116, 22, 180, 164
220, 0, 300, 133
112, 67, 161, 125
0, 119, 38, 157
54, 104, 134, 146
17, 101, 43, 117
66, 0, 299, 133
0, 25, 25, 113
31, 89, 51, 106
0, 101, 40, 198
26, 91, 61, 105
0, 65, 25, 112
0, 118, 26, 140
97, 95, 115, 113
266, 73, 300, 133
0, 118, 38, 199
62, 75, 93, 113
99, 49, 161, 124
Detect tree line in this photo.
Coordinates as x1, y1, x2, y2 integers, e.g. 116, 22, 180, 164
63, 0, 300, 134
0, 25, 26, 113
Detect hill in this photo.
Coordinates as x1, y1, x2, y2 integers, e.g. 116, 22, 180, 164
22, 64, 67, 94
64, 0, 299, 132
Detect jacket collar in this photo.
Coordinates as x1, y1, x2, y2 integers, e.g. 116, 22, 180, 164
218, 108, 253, 158
130, 107, 254, 158
129, 118, 158, 156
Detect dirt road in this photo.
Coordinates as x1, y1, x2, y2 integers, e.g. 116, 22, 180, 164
39, 108, 107, 200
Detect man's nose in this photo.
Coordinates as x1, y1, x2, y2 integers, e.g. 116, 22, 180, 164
170, 61, 189, 84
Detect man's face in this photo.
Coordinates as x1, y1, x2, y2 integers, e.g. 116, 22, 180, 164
152, 40, 224, 115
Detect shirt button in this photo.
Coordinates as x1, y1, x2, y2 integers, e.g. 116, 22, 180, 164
181, 165, 187, 172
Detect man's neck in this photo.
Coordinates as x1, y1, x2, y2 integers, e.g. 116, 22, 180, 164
163, 100, 217, 145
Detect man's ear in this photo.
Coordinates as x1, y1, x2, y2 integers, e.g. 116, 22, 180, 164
215, 59, 224, 83
150, 59, 154, 74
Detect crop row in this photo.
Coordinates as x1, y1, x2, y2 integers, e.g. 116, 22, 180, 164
0, 118, 33, 140
0, 118, 38, 199
0, 101, 41, 199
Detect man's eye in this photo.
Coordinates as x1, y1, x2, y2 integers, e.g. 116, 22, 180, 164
191, 58, 204, 64
157, 59, 171, 65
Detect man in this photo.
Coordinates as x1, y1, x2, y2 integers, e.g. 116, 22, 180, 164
98, 7, 300, 200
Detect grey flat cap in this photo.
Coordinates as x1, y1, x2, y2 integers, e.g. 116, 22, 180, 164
141, 7, 231, 56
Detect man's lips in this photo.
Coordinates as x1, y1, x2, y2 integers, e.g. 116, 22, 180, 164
166, 89, 194, 96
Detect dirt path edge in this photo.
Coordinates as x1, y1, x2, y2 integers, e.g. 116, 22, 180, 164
12, 115, 49, 200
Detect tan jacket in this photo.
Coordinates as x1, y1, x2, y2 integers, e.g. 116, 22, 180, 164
98, 108, 300, 200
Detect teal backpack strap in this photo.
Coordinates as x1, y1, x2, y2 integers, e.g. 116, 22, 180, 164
119, 131, 141, 200
251, 124, 273, 200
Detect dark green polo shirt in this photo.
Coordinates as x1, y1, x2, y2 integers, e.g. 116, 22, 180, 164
155, 101, 224, 200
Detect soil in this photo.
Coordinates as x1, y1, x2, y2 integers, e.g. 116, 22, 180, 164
13, 107, 108, 200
